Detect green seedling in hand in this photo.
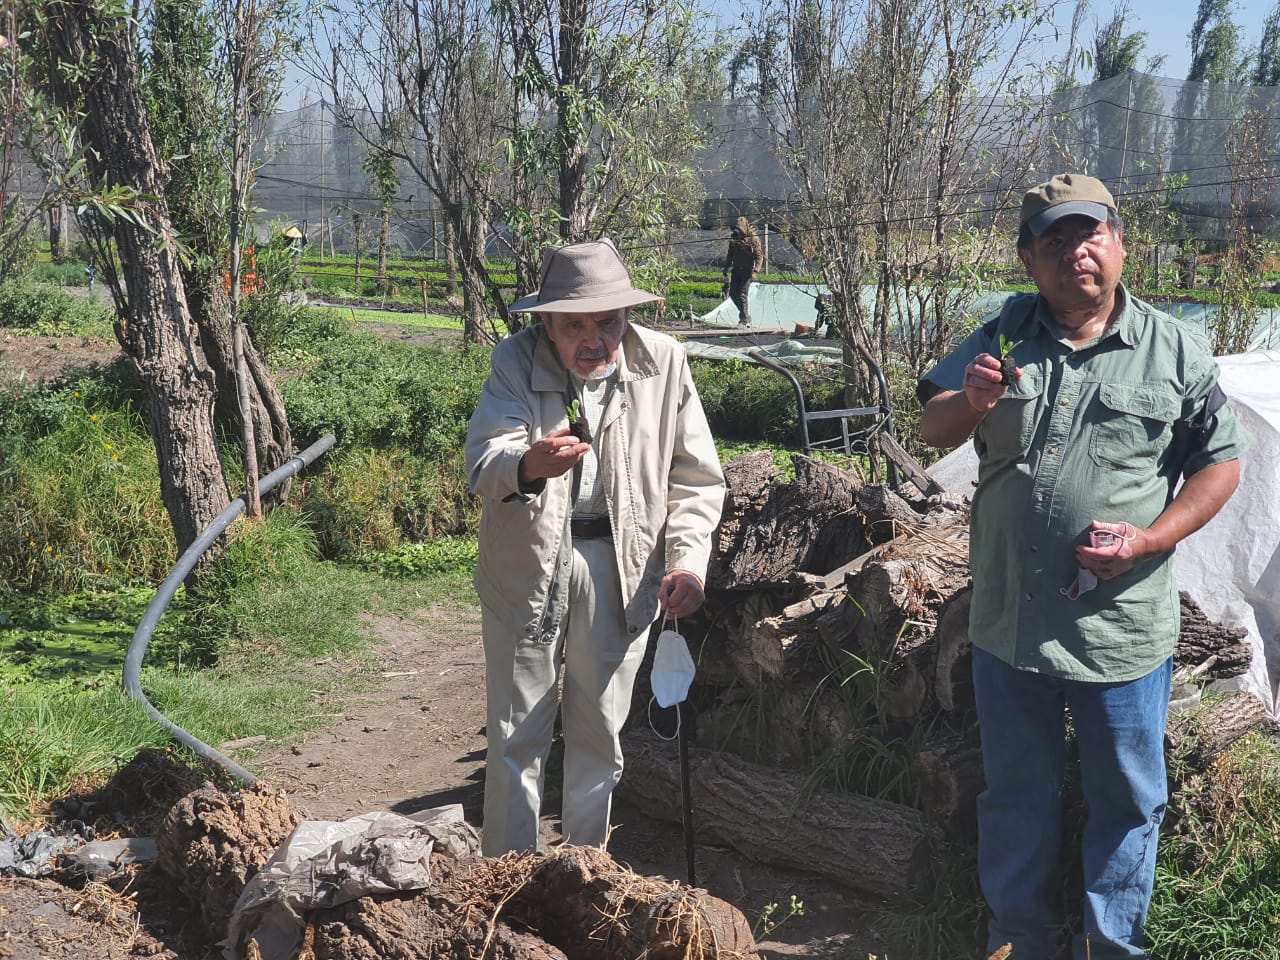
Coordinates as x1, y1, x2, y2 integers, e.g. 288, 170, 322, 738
997, 334, 1022, 385
566, 399, 592, 444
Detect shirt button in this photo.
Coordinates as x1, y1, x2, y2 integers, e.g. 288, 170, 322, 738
1024, 592, 1033, 601
1030, 544, 1039, 552
1059, 398, 1069, 406
1049, 445, 1059, 454
1036, 493, 1045, 502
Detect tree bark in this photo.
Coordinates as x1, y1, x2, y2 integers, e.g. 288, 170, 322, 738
618, 730, 937, 902
1165, 691, 1274, 770
1176, 591, 1253, 679
709, 455, 868, 591
44, 0, 231, 572
187, 281, 293, 502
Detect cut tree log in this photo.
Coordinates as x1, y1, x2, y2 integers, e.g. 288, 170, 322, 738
708, 455, 869, 591
916, 731, 984, 828
842, 528, 970, 656
618, 730, 936, 902
932, 585, 974, 715
1165, 691, 1274, 769
1176, 592, 1252, 679
856, 484, 925, 544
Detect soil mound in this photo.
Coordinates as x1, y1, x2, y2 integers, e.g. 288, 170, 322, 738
155, 782, 299, 944
311, 844, 757, 960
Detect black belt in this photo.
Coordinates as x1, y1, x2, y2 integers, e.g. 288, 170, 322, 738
570, 515, 612, 539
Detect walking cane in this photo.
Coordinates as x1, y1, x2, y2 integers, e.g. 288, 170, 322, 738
677, 701, 697, 886
651, 616, 699, 887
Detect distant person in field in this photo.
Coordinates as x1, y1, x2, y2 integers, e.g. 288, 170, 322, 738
464, 238, 725, 857
917, 173, 1245, 960
723, 216, 762, 326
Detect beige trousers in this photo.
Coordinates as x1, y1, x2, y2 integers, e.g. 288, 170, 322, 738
480, 536, 650, 856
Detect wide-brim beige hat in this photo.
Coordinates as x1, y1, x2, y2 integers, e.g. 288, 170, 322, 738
508, 238, 662, 314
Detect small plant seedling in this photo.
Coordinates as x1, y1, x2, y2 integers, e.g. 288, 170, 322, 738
997, 334, 1022, 385
566, 399, 592, 444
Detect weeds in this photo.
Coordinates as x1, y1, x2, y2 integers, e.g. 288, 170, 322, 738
1147, 733, 1280, 959
753, 895, 805, 940
0, 370, 174, 591
0, 280, 113, 337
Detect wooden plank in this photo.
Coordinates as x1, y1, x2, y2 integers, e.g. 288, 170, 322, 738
876, 432, 946, 497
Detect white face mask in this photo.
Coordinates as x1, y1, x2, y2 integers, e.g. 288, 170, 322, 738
651, 627, 696, 708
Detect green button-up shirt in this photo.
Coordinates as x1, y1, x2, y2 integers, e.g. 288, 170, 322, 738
922, 286, 1247, 682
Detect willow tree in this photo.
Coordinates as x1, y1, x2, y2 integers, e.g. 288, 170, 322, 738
761, 0, 1054, 401
39, 0, 231, 572
143, 0, 296, 519
498, 0, 724, 290
315, 0, 511, 342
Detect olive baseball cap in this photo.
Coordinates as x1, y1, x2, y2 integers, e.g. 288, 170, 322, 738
1020, 173, 1117, 236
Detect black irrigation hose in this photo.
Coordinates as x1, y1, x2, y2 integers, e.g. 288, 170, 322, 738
122, 434, 337, 787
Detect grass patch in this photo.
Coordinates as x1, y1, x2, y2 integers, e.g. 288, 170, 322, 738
0, 280, 114, 338
1147, 732, 1280, 959
0, 685, 171, 820
309, 304, 465, 330
0, 541, 477, 823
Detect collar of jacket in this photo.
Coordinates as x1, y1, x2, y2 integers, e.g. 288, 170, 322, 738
529, 320, 661, 392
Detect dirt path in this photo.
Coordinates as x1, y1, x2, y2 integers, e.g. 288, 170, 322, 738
249, 603, 885, 959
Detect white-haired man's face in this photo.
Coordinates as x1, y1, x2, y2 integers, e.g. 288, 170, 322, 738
543, 309, 630, 379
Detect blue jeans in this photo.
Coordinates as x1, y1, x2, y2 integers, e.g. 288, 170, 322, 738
972, 648, 1172, 960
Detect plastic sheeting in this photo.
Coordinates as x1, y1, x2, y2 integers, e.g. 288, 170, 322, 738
698, 282, 828, 330
224, 804, 481, 960
926, 351, 1280, 716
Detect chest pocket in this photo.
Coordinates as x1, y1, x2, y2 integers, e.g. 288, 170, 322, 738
1089, 383, 1180, 471
978, 367, 1044, 460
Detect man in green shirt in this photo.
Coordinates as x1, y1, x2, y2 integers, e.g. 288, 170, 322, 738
918, 173, 1245, 959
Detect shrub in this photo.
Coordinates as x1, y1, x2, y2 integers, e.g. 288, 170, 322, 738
0, 280, 114, 336
176, 509, 322, 665
30, 260, 92, 287
281, 334, 489, 454
0, 368, 173, 592
297, 445, 476, 559
690, 357, 845, 444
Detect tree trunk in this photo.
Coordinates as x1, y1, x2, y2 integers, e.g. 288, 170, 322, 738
44, 0, 231, 574
188, 281, 293, 504
1165, 691, 1273, 771
377, 201, 389, 290
48, 202, 70, 262
618, 730, 937, 902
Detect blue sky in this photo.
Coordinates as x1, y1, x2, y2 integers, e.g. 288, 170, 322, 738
277, 0, 1278, 109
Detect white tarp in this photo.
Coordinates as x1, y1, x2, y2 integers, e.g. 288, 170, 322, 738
697, 282, 828, 330
223, 805, 480, 960
927, 351, 1280, 716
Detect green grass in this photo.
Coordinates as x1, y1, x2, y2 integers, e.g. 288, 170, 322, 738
0, 550, 479, 823
0, 367, 175, 593
310, 304, 465, 330
1147, 733, 1280, 959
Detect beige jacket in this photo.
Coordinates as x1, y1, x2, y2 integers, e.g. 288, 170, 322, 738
465, 322, 725, 642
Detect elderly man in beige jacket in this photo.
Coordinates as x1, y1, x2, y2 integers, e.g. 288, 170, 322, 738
465, 238, 726, 856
